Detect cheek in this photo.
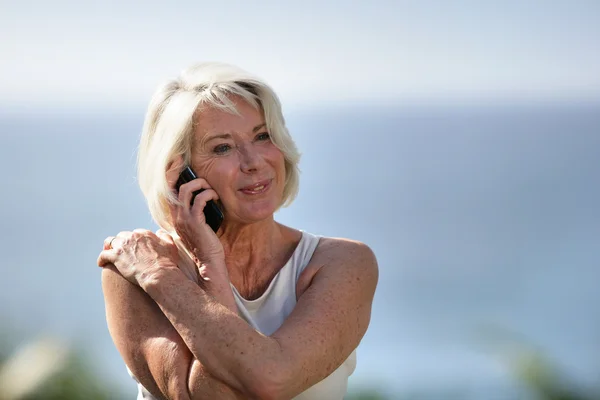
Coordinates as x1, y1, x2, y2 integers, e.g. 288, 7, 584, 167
266, 149, 287, 196
266, 146, 285, 169
205, 159, 239, 193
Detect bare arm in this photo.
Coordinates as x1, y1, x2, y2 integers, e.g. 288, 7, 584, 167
139, 238, 378, 400
101, 264, 246, 400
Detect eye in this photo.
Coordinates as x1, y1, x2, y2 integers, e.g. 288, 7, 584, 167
256, 132, 271, 141
213, 143, 232, 154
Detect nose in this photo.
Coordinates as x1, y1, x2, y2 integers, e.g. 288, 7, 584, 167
239, 143, 264, 174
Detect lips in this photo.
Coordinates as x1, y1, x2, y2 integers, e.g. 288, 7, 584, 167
240, 179, 271, 194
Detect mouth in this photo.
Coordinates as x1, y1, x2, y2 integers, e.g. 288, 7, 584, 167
239, 179, 272, 195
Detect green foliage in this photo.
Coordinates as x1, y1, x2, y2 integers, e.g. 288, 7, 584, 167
510, 350, 598, 400
2, 323, 599, 400
20, 352, 118, 400
345, 388, 390, 400
0, 337, 124, 400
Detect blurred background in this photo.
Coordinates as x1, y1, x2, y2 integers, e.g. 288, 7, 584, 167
1, 1, 599, 399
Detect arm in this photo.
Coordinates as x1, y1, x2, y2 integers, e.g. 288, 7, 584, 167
101, 264, 246, 400
139, 238, 378, 400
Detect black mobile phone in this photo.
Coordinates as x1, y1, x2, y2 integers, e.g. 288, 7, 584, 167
175, 166, 224, 232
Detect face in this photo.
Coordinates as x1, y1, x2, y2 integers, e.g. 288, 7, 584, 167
190, 96, 286, 225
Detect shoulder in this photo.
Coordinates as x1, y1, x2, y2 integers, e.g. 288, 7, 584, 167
314, 236, 378, 272
316, 236, 375, 258
299, 237, 379, 294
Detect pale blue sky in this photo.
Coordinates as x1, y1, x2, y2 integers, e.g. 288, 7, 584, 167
1, 0, 599, 111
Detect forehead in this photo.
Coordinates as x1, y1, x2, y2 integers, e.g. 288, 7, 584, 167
192, 97, 265, 142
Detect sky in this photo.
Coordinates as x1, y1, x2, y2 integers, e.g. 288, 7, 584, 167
1, 0, 599, 113
1, 1, 600, 396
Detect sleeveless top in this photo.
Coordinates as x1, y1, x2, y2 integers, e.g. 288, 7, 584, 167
131, 230, 357, 399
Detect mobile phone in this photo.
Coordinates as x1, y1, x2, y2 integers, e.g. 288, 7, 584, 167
175, 166, 224, 232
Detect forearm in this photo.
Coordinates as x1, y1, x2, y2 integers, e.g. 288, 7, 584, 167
140, 264, 284, 398
129, 325, 247, 400
174, 242, 238, 314
187, 360, 247, 400
132, 339, 250, 400
102, 266, 242, 400
197, 267, 238, 314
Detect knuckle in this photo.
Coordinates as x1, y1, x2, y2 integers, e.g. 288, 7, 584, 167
132, 229, 150, 239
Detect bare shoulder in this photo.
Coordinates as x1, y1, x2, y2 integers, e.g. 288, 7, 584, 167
317, 237, 378, 285
314, 236, 377, 264
297, 236, 378, 299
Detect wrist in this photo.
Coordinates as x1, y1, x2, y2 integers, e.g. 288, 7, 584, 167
138, 262, 180, 294
197, 258, 229, 285
196, 259, 236, 311
203, 281, 238, 314
192, 250, 225, 267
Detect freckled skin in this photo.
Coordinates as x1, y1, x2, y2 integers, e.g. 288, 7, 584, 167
190, 99, 286, 226
185, 98, 296, 300
100, 96, 379, 400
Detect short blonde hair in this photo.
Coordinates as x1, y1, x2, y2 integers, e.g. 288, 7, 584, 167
137, 62, 301, 230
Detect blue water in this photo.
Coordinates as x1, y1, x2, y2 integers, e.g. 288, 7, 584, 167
1, 103, 599, 398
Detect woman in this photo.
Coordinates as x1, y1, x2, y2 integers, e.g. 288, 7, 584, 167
98, 62, 378, 400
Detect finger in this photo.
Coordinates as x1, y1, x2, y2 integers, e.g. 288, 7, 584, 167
190, 189, 220, 214
97, 249, 117, 267
166, 156, 185, 191
104, 235, 124, 250
103, 236, 115, 250
179, 178, 213, 208
108, 230, 134, 251
156, 229, 175, 245
133, 228, 153, 237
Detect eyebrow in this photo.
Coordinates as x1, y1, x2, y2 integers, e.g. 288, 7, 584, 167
204, 123, 267, 144
252, 123, 267, 133
205, 133, 232, 143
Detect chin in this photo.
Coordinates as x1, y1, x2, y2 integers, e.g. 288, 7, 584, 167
244, 204, 278, 222
231, 199, 280, 224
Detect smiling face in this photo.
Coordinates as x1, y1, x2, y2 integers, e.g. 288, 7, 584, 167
189, 96, 286, 225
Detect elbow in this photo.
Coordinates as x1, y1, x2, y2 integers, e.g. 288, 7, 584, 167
156, 366, 193, 400
127, 365, 190, 400
246, 362, 295, 400
247, 382, 280, 400
170, 376, 192, 400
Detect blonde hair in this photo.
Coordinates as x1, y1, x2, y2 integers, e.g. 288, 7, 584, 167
137, 62, 301, 230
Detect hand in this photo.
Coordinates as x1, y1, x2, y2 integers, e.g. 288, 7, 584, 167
97, 229, 179, 287
167, 157, 225, 265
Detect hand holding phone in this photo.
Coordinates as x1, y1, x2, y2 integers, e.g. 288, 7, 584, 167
175, 166, 224, 232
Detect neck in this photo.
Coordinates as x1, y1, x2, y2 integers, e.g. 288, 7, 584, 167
216, 217, 301, 299
218, 216, 283, 271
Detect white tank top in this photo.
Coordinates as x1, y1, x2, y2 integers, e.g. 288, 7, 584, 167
131, 230, 357, 399
231, 230, 357, 399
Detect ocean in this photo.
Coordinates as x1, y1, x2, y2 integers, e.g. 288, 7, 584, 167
1, 102, 599, 398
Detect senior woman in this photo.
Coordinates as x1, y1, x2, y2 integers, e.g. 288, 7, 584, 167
97, 62, 378, 400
